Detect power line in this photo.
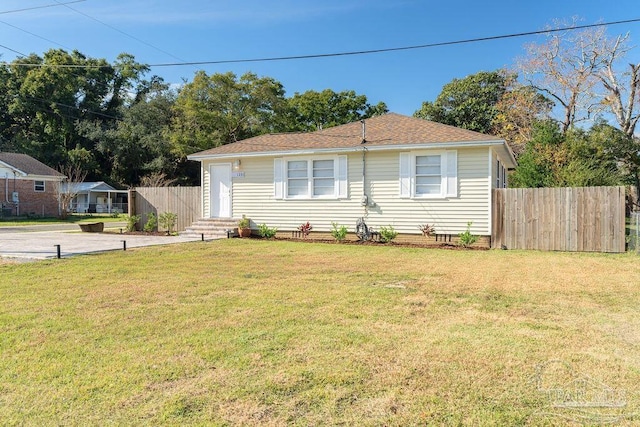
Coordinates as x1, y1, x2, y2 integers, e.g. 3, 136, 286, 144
0, 20, 118, 94
52, 0, 188, 64
0, 20, 70, 51
0, 1, 86, 15
3, 17, 640, 70
0, 43, 26, 56
149, 17, 640, 67
22, 94, 122, 121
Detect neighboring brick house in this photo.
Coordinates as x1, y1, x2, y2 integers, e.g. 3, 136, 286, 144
0, 152, 64, 217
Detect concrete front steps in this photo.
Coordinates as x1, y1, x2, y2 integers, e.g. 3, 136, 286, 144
181, 218, 238, 240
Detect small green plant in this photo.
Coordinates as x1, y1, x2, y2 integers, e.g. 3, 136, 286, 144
124, 214, 140, 232
379, 225, 398, 243
258, 223, 277, 239
238, 215, 250, 229
143, 212, 157, 233
419, 224, 436, 237
458, 221, 478, 247
159, 212, 178, 235
330, 222, 348, 242
297, 221, 313, 238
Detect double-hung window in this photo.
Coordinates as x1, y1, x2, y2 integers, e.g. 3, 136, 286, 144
34, 180, 45, 192
400, 150, 457, 198
274, 156, 348, 199
286, 159, 335, 198
287, 160, 309, 197
415, 155, 442, 195
312, 159, 335, 196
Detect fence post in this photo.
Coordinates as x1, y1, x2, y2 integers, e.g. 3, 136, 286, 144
128, 189, 136, 217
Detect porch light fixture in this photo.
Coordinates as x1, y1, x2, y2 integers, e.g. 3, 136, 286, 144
233, 159, 241, 170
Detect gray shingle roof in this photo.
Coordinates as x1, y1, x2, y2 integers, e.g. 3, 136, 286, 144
0, 152, 63, 177
189, 113, 504, 158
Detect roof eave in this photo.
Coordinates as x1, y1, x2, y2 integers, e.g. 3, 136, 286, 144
0, 160, 27, 176
187, 139, 511, 161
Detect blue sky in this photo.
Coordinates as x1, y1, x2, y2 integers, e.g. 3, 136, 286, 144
2, 1, 640, 116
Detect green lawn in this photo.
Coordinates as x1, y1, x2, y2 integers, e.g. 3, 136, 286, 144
1, 240, 639, 425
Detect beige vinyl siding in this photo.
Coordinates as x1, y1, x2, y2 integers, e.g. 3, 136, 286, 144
202, 163, 211, 217
203, 147, 492, 235
365, 147, 490, 235
230, 155, 364, 231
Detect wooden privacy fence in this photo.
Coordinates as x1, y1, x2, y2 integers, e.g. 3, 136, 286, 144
492, 186, 626, 253
129, 187, 201, 232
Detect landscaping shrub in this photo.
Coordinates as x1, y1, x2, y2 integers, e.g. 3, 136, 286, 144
458, 221, 478, 247
143, 212, 157, 232
330, 222, 348, 242
159, 212, 178, 235
124, 214, 140, 232
258, 223, 277, 239
379, 225, 398, 243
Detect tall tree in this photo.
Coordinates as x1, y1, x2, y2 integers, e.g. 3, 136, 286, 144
511, 120, 629, 188
8, 50, 112, 168
517, 20, 624, 133
79, 78, 178, 186
285, 89, 387, 131
168, 71, 288, 159
595, 33, 640, 137
490, 79, 553, 156
4, 49, 155, 183
414, 70, 509, 133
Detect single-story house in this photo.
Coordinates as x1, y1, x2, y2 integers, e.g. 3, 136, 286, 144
0, 152, 64, 217
187, 113, 517, 241
62, 181, 129, 214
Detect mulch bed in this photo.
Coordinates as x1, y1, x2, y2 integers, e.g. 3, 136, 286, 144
242, 236, 490, 250
114, 231, 489, 250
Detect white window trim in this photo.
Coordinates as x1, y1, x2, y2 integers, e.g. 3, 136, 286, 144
400, 150, 457, 199
34, 180, 45, 192
275, 155, 348, 200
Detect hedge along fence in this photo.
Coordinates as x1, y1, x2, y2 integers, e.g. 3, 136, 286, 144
492, 186, 626, 253
128, 187, 201, 232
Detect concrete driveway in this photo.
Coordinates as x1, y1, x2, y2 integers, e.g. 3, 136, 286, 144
0, 223, 208, 261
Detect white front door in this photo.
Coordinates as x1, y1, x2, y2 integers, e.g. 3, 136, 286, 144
210, 164, 232, 218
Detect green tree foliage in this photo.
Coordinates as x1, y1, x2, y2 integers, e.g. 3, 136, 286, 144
7, 50, 113, 169
414, 70, 509, 133
491, 82, 553, 156
0, 49, 159, 184
78, 78, 178, 186
285, 89, 388, 131
0, 50, 389, 187
511, 120, 630, 188
168, 71, 288, 158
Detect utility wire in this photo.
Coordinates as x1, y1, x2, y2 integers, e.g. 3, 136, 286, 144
0, 43, 26, 56
0, 1, 86, 15
0, 20, 70, 51
22, 94, 122, 121
0, 20, 117, 94
3, 17, 640, 70
149, 17, 640, 67
52, 0, 188, 64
